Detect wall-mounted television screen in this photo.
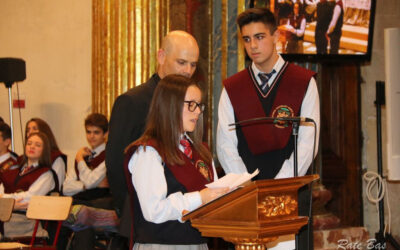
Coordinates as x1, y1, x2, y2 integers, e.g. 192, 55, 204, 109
250, 0, 376, 62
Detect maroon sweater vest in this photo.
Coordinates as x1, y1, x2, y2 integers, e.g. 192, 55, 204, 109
74, 150, 106, 181
224, 63, 315, 155
128, 140, 214, 191
0, 154, 18, 172
51, 149, 67, 168
0, 165, 51, 193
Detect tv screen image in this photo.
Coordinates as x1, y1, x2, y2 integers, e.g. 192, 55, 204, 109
250, 0, 376, 61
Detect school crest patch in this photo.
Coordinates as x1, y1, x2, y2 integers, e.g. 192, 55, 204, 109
195, 160, 212, 182
271, 105, 294, 128
0, 160, 17, 172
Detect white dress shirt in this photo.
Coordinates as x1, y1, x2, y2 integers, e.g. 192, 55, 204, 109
217, 55, 320, 179
63, 143, 106, 196
328, 3, 342, 34
0, 162, 56, 203
286, 16, 306, 38
0, 152, 11, 165
128, 136, 218, 224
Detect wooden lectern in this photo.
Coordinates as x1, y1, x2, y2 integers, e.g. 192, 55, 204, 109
183, 174, 319, 249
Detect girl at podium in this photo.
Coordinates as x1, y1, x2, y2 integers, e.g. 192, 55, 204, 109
125, 74, 228, 250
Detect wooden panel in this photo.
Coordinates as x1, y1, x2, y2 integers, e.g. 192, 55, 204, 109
320, 63, 362, 227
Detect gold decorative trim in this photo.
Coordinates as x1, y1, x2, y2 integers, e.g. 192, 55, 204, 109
223, 236, 278, 249
221, 0, 228, 81
207, 1, 214, 147
237, 0, 246, 71
258, 195, 297, 217
92, 0, 170, 117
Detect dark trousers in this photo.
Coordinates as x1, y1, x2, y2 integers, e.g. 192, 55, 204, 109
110, 194, 131, 250
329, 33, 342, 54
315, 30, 328, 54
71, 228, 95, 250
297, 185, 313, 250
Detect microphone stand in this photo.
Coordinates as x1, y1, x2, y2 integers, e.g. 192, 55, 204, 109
229, 116, 310, 178
230, 116, 313, 250
292, 120, 300, 250
292, 120, 299, 178
292, 120, 313, 250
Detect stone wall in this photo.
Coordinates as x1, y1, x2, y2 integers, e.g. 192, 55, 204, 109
360, 0, 400, 243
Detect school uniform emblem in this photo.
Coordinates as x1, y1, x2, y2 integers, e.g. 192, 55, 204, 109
195, 160, 212, 182
271, 105, 294, 128
0, 161, 14, 171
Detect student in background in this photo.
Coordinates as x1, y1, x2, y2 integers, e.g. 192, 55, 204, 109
63, 113, 110, 205
62, 113, 112, 249
0, 132, 57, 238
315, 0, 334, 54
125, 74, 228, 249
0, 122, 18, 171
25, 118, 66, 191
327, 0, 343, 54
285, 2, 307, 53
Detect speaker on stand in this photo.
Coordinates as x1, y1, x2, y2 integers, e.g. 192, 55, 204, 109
0, 58, 26, 151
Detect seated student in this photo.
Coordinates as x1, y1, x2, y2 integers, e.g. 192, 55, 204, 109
63, 113, 110, 206
62, 113, 112, 249
0, 122, 18, 172
125, 74, 229, 249
0, 132, 57, 238
25, 118, 66, 191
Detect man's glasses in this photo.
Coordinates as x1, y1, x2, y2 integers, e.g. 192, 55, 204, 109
184, 101, 205, 112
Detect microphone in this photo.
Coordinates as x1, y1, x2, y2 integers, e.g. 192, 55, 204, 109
229, 116, 314, 126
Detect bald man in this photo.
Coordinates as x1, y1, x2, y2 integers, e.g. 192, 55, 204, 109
106, 30, 199, 246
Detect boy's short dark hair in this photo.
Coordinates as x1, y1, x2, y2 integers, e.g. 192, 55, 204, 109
84, 113, 109, 133
0, 122, 11, 140
236, 7, 277, 34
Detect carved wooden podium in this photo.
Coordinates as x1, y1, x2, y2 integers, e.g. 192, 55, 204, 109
183, 174, 319, 249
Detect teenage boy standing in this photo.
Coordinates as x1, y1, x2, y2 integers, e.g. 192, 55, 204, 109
217, 8, 320, 250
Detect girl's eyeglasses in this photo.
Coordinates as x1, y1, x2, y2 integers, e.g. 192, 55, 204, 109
184, 101, 205, 112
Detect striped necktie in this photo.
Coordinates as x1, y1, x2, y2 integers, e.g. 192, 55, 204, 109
21, 165, 35, 175
180, 137, 193, 159
258, 69, 276, 94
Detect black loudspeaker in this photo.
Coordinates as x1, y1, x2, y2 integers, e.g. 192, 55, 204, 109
0, 58, 26, 88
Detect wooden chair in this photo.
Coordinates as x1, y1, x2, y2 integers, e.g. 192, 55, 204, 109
0, 196, 72, 250
0, 198, 14, 223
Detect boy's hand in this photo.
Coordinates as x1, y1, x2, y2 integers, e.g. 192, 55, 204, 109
75, 147, 92, 162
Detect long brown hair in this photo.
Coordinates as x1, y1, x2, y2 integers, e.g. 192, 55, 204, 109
127, 74, 212, 166
20, 132, 52, 167
25, 118, 60, 151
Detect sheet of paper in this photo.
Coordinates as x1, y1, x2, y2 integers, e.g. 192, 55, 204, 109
206, 169, 259, 189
